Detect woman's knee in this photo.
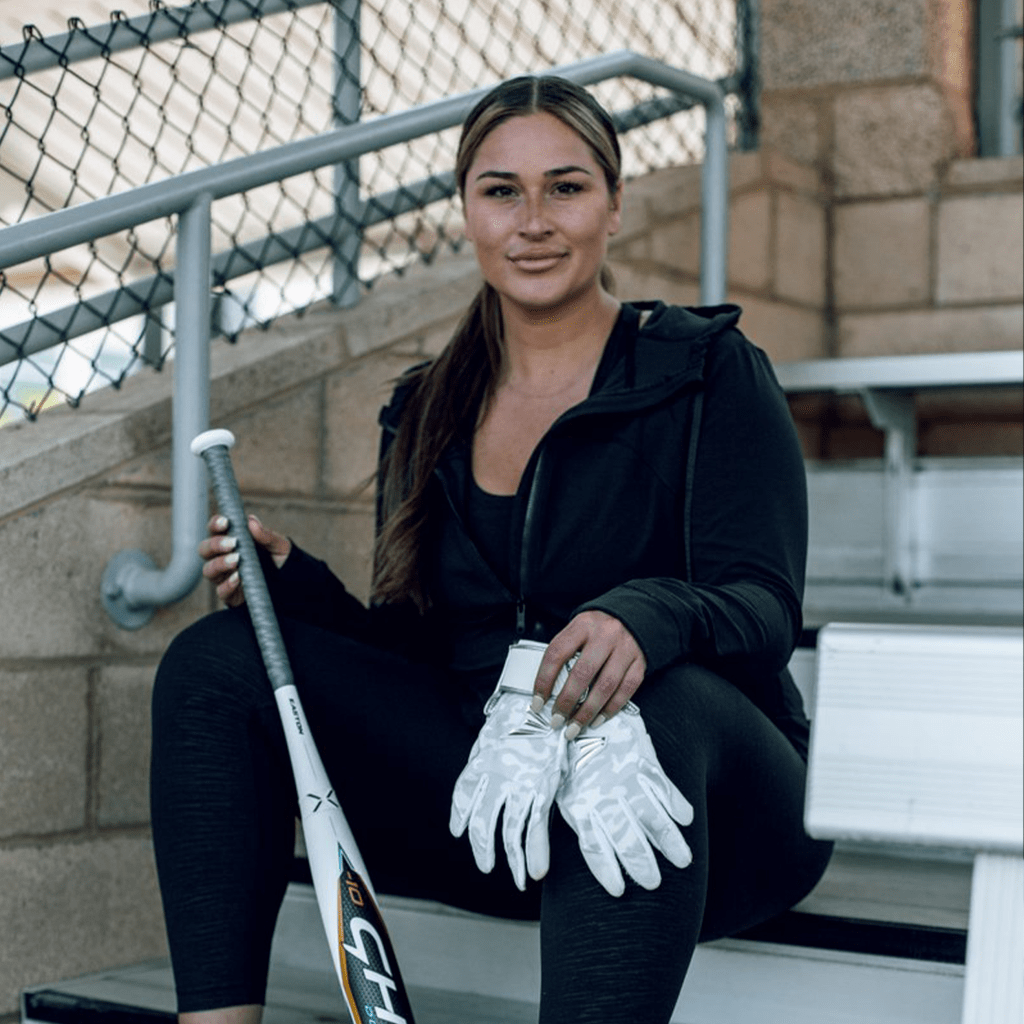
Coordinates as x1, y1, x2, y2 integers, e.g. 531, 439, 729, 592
153, 608, 266, 715
630, 660, 807, 811
632, 662, 743, 749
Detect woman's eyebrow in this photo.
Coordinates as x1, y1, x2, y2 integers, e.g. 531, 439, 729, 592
474, 165, 595, 183
474, 170, 518, 182
545, 165, 593, 178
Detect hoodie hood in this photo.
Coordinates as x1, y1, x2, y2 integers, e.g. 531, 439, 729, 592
579, 301, 742, 415
379, 301, 744, 434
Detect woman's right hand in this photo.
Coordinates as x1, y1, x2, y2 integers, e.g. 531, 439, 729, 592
198, 513, 292, 607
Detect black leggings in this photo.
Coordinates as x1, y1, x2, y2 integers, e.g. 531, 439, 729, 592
150, 608, 832, 1022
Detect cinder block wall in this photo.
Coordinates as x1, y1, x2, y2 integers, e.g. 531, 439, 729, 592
615, 150, 828, 364
759, 0, 1024, 458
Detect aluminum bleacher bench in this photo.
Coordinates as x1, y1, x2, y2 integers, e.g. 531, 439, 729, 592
804, 622, 1024, 1024
774, 348, 1024, 623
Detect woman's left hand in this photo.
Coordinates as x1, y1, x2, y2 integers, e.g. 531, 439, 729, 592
532, 610, 646, 738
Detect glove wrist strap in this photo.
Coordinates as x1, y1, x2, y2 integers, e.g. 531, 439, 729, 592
485, 640, 572, 713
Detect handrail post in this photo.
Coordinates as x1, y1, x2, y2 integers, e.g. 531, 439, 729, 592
699, 93, 729, 305
580, 52, 727, 305
332, 0, 362, 307
102, 193, 212, 627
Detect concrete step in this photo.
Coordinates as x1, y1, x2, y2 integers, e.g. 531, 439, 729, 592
24, 883, 966, 1024
22, 960, 537, 1024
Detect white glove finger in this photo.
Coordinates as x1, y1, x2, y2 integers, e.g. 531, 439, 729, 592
620, 848, 662, 890
667, 788, 695, 827
466, 781, 504, 875
639, 769, 694, 827
634, 775, 694, 867
637, 806, 693, 870
655, 828, 693, 870
501, 789, 530, 890
585, 812, 629, 897
449, 771, 484, 838
562, 805, 626, 897
525, 796, 553, 882
598, 797, 661, 891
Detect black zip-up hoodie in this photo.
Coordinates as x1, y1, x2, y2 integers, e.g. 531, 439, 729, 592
267, 302, 811, 754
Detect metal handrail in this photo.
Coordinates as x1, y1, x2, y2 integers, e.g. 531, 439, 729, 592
0, 49, 729, 628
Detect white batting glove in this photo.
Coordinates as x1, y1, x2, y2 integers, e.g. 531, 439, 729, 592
556, 703, 694, 896
450, 641, 571, 889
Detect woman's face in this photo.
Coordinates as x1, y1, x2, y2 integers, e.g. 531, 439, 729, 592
462, 112, 621, 318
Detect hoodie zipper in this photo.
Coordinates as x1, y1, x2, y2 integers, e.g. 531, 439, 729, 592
516, 445, 546, 637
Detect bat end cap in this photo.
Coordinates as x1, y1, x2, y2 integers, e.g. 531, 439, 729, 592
191, 429, 236, 456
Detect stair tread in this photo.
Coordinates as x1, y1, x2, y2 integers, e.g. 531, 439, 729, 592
22, 959, 539, 1024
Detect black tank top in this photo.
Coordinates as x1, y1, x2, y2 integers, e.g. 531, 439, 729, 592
464, 476, 515, 588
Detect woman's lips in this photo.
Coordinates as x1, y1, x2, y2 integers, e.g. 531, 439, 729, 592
509, 251, 567, 272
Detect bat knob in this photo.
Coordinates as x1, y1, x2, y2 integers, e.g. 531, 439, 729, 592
190, 428, 236, 456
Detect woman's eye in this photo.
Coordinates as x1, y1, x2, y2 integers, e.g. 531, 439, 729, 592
484, 185, 516, 198
553, 181, 584, 195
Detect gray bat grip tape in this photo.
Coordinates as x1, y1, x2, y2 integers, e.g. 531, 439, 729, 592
198, 445, 294, 692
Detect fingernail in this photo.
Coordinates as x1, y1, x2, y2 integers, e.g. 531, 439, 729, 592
249, 514, 262, 527
224, 552, 239, 567
529, 694, 545, 714
550, 713, 565, 730
220, 535, 238, 552
565, 721, 582, 741
591, 714, 607, 730
227, 571, 239, 586
215, 515, 228, 530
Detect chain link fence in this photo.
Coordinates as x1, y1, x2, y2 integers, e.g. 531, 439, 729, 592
0, 0, 752, 427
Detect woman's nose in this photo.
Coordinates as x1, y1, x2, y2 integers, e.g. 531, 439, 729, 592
518, 194, 552, 236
